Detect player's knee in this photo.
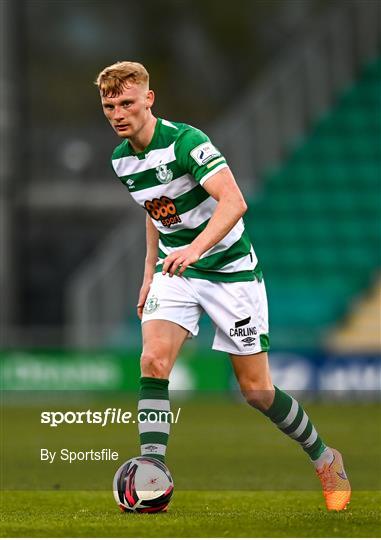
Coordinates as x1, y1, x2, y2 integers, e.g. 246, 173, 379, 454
245, 391, 274, 411
239, 380, 275, 411
140, 350, 170, 379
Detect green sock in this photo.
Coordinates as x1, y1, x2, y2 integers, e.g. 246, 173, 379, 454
138, 376, 170, 463
263, 386, 327, 460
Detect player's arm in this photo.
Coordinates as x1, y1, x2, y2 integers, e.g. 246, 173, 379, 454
137, 215, 159, 319
162, 166, 247, 277
192, 165, 247, 251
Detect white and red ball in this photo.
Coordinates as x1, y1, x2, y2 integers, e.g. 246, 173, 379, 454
113, 456, 174, 513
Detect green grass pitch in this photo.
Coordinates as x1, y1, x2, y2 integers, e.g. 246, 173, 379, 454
1, 490, 380, 537
1, 398, 380, 536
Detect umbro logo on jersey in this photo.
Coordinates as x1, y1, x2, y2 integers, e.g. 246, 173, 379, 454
125, 178, 135, 189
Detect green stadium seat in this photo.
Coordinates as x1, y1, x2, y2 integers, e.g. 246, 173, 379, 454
362, 58, 381, 81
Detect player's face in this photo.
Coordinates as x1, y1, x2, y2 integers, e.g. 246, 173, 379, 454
101, 83, 154, 139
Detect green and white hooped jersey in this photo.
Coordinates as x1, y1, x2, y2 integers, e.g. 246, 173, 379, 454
111, 118, 259, 282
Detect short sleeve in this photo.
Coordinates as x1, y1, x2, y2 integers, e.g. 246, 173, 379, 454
175, 127, 228, 185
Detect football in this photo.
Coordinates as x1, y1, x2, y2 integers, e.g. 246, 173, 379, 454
113, 456, 174, 513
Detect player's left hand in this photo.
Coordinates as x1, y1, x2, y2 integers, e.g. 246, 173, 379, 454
162, 246, 201, 277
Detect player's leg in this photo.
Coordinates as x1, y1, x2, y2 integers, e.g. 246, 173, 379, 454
230, 351, 351, 511
229, 350, 274, 408
196, 274, 350, 511
138, 273, 202, 463
141, 319, 188, 378
138, 319, 189, 463
230, 351, 330, 460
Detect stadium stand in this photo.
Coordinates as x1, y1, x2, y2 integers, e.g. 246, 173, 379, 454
246, 58, 381, 350
326, 273, 381, 352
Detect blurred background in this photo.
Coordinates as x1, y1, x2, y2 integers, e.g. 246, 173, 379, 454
1, 0, 380, 393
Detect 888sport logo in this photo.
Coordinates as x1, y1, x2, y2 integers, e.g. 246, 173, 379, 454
144, 196, 182, 228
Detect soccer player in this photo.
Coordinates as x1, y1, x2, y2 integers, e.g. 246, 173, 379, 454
95, 61, 351, 511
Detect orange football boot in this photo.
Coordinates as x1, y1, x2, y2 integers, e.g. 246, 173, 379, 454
316, 448, 351, 511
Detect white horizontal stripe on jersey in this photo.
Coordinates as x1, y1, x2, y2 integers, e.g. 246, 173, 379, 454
112, 142, 176, 176
199, 163, 229, 185
138, 399, 170, 411
130, 174, 198, 206
157, 219, 244, 258
138, 422, 170, 435
199, 219, 245, 259
277, 398, 298, 429
214, 250, 257, 273
156, 196, 217, 235
156, 249, 256, 275
158, 239, 174, 256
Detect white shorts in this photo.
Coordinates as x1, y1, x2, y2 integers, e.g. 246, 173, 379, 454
141, 273, 269, 355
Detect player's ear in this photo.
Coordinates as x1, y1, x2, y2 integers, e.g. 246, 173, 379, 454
146, 89, 155, 109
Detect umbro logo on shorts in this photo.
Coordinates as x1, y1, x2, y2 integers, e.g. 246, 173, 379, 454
241, 336, 256, 345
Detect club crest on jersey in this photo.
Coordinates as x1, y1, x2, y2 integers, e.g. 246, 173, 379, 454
155, 164, 173, 184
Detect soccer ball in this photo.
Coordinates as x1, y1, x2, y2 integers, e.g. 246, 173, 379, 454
113, 456, 174, 513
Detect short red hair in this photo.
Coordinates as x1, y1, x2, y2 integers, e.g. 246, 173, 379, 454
95, 61, 149, 97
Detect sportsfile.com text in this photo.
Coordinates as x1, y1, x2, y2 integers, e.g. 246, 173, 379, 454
41, 408, 181, 427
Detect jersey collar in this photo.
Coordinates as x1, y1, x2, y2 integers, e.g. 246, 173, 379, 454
128, 117, 162, 159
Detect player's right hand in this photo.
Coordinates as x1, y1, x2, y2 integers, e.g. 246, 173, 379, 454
137, 281, 152, 320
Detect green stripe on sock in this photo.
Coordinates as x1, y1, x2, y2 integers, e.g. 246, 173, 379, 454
263, 386, 328, 461
264, 386, 293, 424
139, 376, 169, 400
308, 439, 327, 460
140, 432, 169, 445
